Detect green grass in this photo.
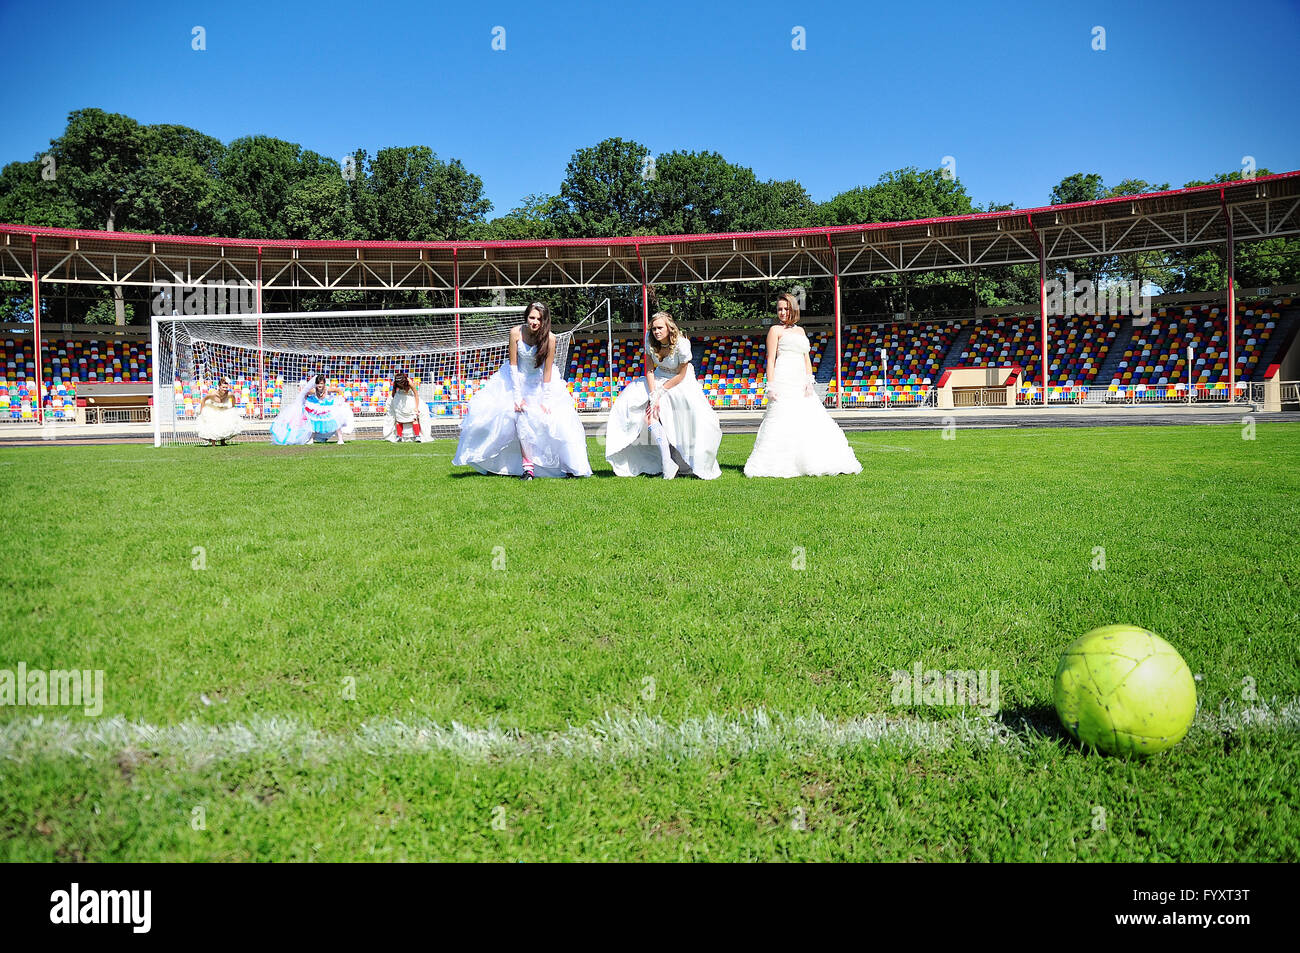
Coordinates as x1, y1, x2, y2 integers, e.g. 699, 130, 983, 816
1, 423, 1297, 861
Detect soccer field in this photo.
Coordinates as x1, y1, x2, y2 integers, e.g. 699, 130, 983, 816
1, 423, 1297, 861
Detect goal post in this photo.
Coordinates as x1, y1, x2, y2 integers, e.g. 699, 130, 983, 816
150, 306, 586, 447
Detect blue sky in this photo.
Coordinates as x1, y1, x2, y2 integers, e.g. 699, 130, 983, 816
2, 0, 1297, 220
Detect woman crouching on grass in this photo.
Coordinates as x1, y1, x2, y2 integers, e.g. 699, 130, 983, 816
195, 377, 242, 446
603, 311, 721, 479
384, 371, 430, 442
270, 374, 356, 445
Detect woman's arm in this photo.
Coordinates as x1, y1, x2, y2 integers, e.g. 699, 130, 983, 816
649, 360, 690, 422
643, 332, 657, 396
764, 324, 781, 401
510, 327, 523, 411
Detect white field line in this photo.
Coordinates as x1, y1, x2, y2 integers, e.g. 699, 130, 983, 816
2, 699, 1295, 767
12, 451, 450, 464
0, 710, 1009, 766
846, 441, 914, 452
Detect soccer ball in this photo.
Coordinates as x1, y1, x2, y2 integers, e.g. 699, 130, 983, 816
1053, 625, 1197, 756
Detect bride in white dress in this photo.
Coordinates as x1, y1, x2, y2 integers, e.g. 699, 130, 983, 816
604, 311, 721, 480
744, 293, 862, 478
452, 302, 592, 479
194, 377, 242, 445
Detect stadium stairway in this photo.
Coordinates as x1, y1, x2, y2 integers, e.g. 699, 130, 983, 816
1092, 319, 1139, 385
938, 322, 978, 373
1256, 308, 1300, 373
815, 334, 838, 384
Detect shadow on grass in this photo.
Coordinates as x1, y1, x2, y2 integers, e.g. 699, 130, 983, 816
999, 703, 1073, 746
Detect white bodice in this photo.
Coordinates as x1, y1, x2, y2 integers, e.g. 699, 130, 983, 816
772, 330, 810, 383
647, 334, 692, 378
515, 338, 547, 383
777, 331, 810, 356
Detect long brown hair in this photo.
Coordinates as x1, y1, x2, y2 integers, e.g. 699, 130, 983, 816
521, 301, 552, 368
392, 370, 415, 394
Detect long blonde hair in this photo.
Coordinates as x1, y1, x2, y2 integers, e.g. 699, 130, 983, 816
647, 311, 680, 360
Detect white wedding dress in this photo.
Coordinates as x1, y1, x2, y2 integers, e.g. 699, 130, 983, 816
604, 333, 722, 479
744, 329, 862, 478
452, 338, 593, 477
195, 394, 242, 442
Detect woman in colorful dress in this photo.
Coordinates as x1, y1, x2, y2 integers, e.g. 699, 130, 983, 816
604, 311, 721, 480
270, 374, 355, 445
452, 302, 591, 478
195, 377, 242, 446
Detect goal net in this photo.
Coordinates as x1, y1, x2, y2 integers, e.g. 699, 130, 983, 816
151, 306, 579, 446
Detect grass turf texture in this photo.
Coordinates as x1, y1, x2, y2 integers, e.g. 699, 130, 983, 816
1, 423, 1297, 861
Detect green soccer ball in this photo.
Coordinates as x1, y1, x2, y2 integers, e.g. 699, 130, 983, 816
1053, 625, 1197, 756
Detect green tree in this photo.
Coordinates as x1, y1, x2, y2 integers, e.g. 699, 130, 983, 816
643, 151, 816, 234
54, 110, 229, 321
748, 178, 815, 230
1047, 172, 1108, 295
363, 146, 492, 241
645, 151, 754, 234
53, 108, 148, 233
282, 162, 367, 240
85, 292, 134, 325
216, 135, 311, 238
1102, 178, 1176, 295
480, 193, 560, 240
0, 157, 81, 228
554, 137, 654, 238
818, 167, 977, 228
817, 168, 983, 317
1050, 172, 1105, 206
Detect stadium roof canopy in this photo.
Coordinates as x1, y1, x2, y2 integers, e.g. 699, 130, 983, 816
1, 171, 1297, 293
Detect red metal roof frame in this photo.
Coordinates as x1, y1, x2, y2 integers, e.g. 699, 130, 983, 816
3, 171, 1296, 251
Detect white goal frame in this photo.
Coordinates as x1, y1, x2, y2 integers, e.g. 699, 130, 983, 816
150, 305, 558, 447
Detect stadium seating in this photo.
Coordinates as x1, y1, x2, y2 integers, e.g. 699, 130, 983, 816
0, 379, 77, 421
0, 337, 152, 385
4, 300, 1293, 422
832, 321, 958, 405
1110, 302, 1282, 393
564, 331, 828, 409
1019, 315, 1123, 388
